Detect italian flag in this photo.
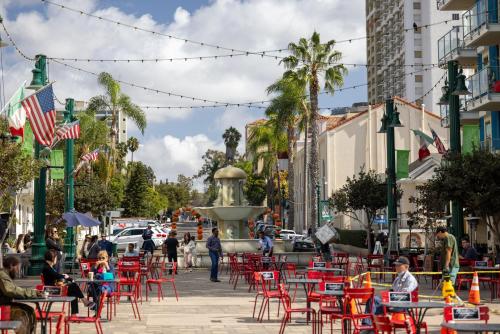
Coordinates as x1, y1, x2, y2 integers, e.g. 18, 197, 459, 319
1, 82, 26, 138
412, 129, 434, 161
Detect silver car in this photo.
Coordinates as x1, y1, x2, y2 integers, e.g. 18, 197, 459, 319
109, 226, 168, 251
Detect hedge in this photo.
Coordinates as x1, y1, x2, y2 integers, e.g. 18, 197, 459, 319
335, 228, 367, 249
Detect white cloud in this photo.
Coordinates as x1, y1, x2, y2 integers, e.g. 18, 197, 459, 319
134, 134, 224, 183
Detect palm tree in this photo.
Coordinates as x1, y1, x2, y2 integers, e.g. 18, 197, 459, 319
87, 72, 147, 164
222, 127, 241, 164
247, 120, 287, 212
266, 77, 309, 230
282, 31, 347, 230
127, 137, 140, 163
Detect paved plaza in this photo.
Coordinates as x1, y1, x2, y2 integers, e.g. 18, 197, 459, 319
17, 268, 500, 333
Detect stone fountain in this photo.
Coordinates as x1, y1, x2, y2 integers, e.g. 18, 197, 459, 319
195, 165, 266, 239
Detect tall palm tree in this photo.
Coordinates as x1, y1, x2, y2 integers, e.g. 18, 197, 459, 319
282, 31, 347, 231
266, 77, 309, 230
87, 72, 147, 164
247, 120, 287, 212
222, 126, 241, 164
127, 137, 140, 163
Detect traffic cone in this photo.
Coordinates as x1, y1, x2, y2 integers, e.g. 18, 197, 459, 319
362, 272, 372, 302
441, 294, 455, 334
348, 277, 358, 314
468, 271, 481, 305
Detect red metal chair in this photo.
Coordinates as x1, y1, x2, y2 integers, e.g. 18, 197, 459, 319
65, 291, 107, 334
145, 262, 179, 302
114, 271, 141, 320
252, 272, 265, 319
306, 271, 323, 306
35, 285, 68, 334
332, 252, 349, 273
380, 290, 426, 334
367, 255, 384, 282
0, 305, 15, 334
256, 271, 281, 322
318, 281, 344, 333
337, 287, 375, 334
278, 283, 317, 334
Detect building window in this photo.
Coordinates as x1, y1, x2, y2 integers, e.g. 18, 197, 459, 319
415, 75, 423, 83
414, 51, 422, 58
123, 130, 126, 133
413, 2, 421, 9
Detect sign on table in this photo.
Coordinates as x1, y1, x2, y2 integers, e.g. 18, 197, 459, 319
43, 286, 63, 296
389, 292, 412, 302
261, 272, 275, 280
324, 283, 344, 293
452, 307, 480, 320
313, 262, 326, 268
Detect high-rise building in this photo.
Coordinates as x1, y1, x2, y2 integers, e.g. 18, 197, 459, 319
366, 0, 461, 108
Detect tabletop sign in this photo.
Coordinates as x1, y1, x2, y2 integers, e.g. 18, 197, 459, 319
389, 292, 412, 302
261, 257, 271, 263
475, 261, 488, 267
324, 283, 344, 293
452, 307, 480, 320
313, 262, 326, 268
43, 286, 62, 296
261, 272, 275, 280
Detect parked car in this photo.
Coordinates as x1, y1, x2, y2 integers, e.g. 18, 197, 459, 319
108, 226, 168, 251
292, 236, 315, 252
279, 229, 301, 240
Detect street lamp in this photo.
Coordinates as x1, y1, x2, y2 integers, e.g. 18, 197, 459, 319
465, 216, 480, 248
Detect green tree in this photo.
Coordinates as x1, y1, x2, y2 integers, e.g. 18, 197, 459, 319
329, 168, 387, 251
195, 149, 226, 205
222, 126, 241, 164
282, 31, 347, 231
156, 175, 193, 211
127, 137, 139, 163
234, 160, 267, 206
145, 187, 168, 217
123, 162, 151, 217
87, 72, 146, 164
427, 150, 500, 252
266, 76, 309, 229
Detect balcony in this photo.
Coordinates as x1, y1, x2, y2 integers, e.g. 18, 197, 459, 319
463, 0, 500, 47
466, 66, 500, 112
480, 138, 500, 152
437, 0, 476, 11
437, 26, 477, 68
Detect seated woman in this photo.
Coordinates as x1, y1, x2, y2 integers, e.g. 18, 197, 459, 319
88, 251, 115, 303
42, 250, 95, 314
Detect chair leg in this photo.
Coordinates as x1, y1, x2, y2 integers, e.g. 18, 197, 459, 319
146, 283, 149, 301
279, 313, 288, 334
252, 294, 260, 318
171, 282, 179, 301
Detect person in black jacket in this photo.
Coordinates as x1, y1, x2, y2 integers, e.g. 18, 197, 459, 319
86, 236, 100, 259
45, 227, 63, 273
42, 250, 95, 314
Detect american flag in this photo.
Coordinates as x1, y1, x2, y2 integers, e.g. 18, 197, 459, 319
81, 149, 100, 162
21, 84, 56, 146
56, 120, 80, 140
430, 127, 447, 154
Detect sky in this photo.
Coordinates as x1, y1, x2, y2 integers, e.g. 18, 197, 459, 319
0, 0, 367, 186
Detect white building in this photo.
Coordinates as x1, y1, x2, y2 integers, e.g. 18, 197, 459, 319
293, 97, 448, 232
366, 0, 462, 107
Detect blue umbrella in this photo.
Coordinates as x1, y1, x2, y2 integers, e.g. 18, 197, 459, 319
62, 211, 101, 227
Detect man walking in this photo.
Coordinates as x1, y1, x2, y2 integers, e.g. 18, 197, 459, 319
141, 225, 155, 256
206, 228, 223, 282
163, 232, 179, 274
257, 231, 273, 256
436, 226, 460, 284
98, 234, 113, 257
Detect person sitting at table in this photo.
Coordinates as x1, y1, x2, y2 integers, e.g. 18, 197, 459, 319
0, 255, 42, 334
364, 256, 418, 321
42, 250, 95, 314
459, 237, 478, 261
257, 231, 273, 257
124, 243, 140, 257
88, 250, 116, 305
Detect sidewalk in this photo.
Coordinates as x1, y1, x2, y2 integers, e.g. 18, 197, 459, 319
17, 270, 500, 333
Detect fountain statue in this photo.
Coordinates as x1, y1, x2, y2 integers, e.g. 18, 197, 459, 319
195, 165, 266, 239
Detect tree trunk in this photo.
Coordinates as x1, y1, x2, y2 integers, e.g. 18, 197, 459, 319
275, 159, 282, 219
287, 125, 295, 231
309, 73, 320, 231
303, 115, 308, 233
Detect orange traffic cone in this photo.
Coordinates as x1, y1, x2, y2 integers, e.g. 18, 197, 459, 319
348, 277, 358, 314
441, 295, 456, 334
362, 272, 372, 302
468, 271, 481, 305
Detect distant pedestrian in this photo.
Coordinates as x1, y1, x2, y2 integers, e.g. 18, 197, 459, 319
460, 237, 478, 261
258, 231, 273, 256
98, 234, 113, 257
80, 234, 91, 259
86, 235, 100, 260
45, 227, 63, 273
163, 232, 179, 274
206, 228, 222, 282
124, 243, 140, 257
190, 236, 198, 267
142, 225, 155, 256
14, 234, 25, 253
181, 233, 194, 272
435, 226, 460, 284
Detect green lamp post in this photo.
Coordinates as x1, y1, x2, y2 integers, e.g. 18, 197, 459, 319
27, 55, 48, 275
63, 98, 76, 269
378, 98, 403, 255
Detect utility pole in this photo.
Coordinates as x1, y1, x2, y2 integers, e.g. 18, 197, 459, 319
385, 98, 399, 254
447, 61, 464, 240
63, 98, 75, 268
28, 55, 48, 275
